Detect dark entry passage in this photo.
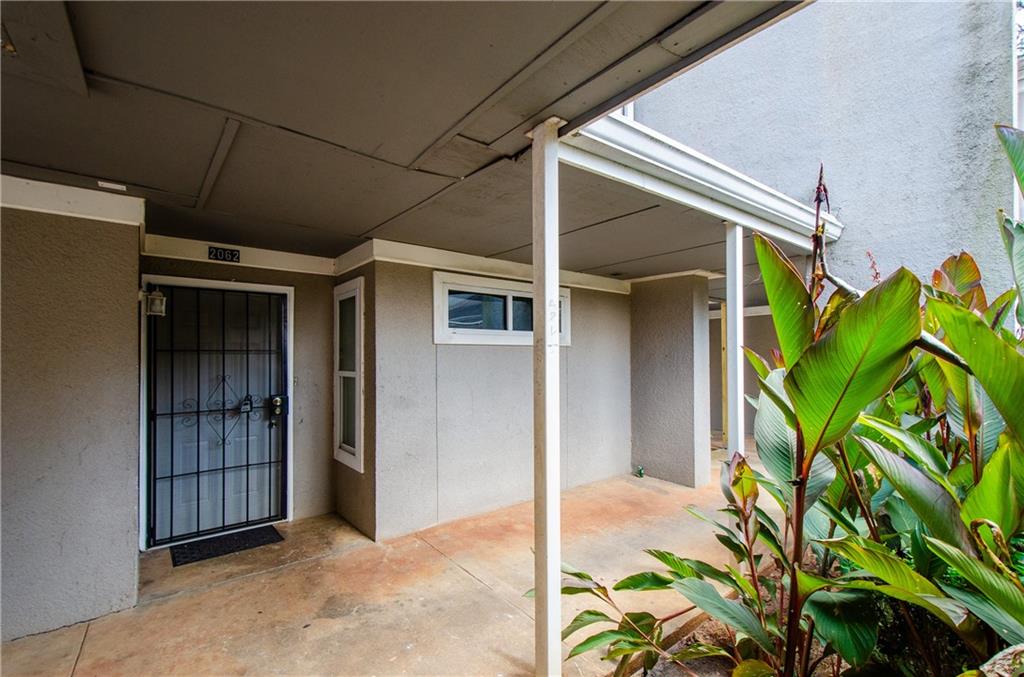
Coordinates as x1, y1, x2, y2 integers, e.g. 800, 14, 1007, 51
147, 286, 288, 547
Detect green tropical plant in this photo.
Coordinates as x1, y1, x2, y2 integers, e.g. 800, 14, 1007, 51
554, 129, 1024, 675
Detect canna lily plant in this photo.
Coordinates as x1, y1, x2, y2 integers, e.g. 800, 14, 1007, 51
554, 128, 1024, 676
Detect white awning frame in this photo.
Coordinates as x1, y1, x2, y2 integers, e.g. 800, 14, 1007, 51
559, 114, 843, 251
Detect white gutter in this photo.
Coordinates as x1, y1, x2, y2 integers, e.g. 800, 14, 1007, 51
560, 115, 843, 252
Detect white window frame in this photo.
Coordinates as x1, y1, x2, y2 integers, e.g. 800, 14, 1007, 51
432, 271, 571, 346
334, 277, 364, 471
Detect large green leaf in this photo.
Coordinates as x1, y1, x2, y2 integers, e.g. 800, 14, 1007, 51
996, 124, 1024, 197
927, 537, 1024, 624
753, 369, 834, 510
562, 610, 615, 640
568, 630, 637, 658
785, 268, 922, 455
961, 446, 1022, 545
947, 380, 1005, 462
929, 300, 1024, 443
1000, 214, 1024, 326
855, 436, 974, 554
856, 413, 949, 477
753, 233, 814, 369
612, 571, 675, 592
670, 578, 774, 652
941, 583, 1024, 645
819, 534, 945, 597
804, 590, 878, 668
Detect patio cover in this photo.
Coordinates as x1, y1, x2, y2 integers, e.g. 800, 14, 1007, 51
0, 2, 839, 673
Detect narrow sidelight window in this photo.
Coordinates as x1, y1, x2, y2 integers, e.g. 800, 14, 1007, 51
334, 277, 363, 471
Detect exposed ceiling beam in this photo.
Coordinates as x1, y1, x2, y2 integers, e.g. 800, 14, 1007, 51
196, 118, 240, 208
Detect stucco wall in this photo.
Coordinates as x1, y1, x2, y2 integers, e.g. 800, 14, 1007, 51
638, 0, 1015, 293
141, 257, 336, 521
630, 275, 710, 487
368, 262, 632, 539
708, 315, 779, 435
2, 208, 140, 640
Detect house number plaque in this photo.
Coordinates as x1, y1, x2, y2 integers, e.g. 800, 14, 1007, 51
208, 245, 241, 263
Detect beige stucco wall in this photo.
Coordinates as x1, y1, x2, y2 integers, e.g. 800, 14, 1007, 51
709, 315, 779, 436
141, 257, 336, 521
2, 208, 140, 640
364, 262, 632, 539
630, 275, 711, 487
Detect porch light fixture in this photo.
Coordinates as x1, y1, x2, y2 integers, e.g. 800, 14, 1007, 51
144, 288, 167, 316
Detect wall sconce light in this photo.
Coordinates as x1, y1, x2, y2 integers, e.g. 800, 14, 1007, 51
145, 289, 167, 317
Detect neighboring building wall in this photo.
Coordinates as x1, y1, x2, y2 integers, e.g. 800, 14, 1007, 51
2, 208, 140, 640
708, 314, 779, 436
141, 257, 336, 521
638, 0, 1015, 294
365, 261, 632, 540
631, 275, 710, 487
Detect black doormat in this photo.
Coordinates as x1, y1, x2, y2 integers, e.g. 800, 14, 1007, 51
170, 525, 284, 567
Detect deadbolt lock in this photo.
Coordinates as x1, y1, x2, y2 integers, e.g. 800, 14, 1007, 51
271, 395, 286, 416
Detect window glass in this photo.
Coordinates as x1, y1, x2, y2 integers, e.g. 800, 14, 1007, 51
341, 376, 356, 448
448, 291, 506, 330
512, 296, 532, 331
338, 296, 356, 371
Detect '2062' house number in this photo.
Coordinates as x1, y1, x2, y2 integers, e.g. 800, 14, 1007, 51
208, 245, 241, 263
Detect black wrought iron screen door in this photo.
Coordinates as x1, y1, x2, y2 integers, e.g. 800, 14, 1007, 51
147, 285, 288, 547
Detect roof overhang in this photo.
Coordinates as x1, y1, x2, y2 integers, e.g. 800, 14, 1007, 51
561, 114, 843, 251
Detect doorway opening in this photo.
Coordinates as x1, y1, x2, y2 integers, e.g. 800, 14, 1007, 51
141, 277, 292, 548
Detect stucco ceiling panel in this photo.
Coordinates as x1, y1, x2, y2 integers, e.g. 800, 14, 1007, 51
1, 75, 224, 197
498, 203, 726, 271
204, 124, 453, 237
368, 160, 657, 256
462, 2, 691, 145
67, 1, 600, 166
146, 203, 363, 258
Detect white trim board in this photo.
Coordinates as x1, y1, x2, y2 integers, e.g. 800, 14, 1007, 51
144, 234, 337, 276
335, 239, 632, 295
137, 275, 296, 551
144, 235, 635, 294
2, 174, 144, 226
709, 305, 772, 320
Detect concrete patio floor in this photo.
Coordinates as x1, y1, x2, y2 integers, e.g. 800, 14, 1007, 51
3, 459, 754, 677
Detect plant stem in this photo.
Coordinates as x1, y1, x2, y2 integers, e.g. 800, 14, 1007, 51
799, 617, 815, 677
836, 441, 880, 541
740, 512, 767, 626
657, 605, 696, 624
781, 431, 808, 677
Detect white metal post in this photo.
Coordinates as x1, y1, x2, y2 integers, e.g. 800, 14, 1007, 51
725, 222, 745, 456
531, 117, 563, 676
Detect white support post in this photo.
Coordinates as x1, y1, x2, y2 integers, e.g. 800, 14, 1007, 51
531, 117, 562, 676
725, 222, 745, 456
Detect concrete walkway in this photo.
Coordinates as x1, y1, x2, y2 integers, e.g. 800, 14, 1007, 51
3, 471, 743, 677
